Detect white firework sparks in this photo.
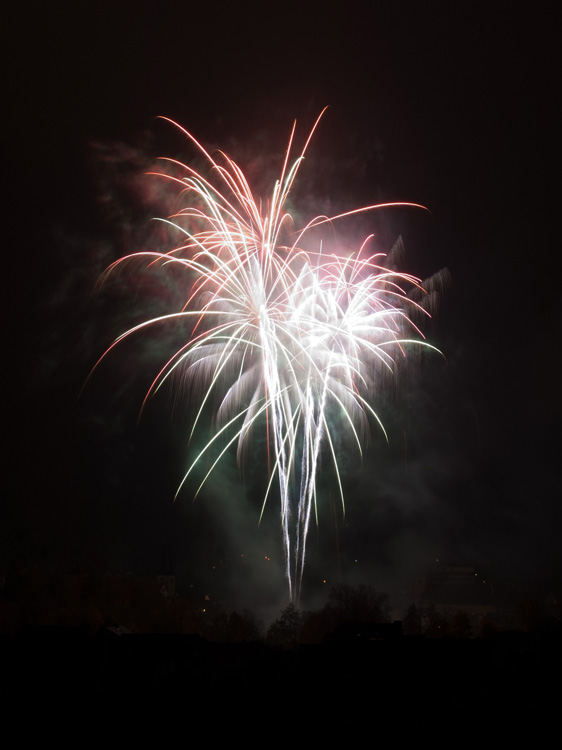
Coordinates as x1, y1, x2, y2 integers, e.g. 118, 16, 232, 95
92, 111, 441, 602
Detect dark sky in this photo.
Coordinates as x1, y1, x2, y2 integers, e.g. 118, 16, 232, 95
5, 1, 560, 613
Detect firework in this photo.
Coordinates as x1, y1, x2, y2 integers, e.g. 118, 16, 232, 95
92, 112, 440, 602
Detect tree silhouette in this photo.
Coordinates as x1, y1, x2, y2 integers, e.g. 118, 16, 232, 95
403, 604, 423, 636
267, 603, 303, 647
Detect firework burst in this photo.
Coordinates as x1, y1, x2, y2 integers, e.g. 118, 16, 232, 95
92, 111, 442, 602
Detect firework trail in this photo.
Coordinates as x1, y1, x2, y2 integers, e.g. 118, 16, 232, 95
92, 111, 442, 602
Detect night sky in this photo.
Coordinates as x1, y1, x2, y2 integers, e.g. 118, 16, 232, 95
5, 1, 560, 615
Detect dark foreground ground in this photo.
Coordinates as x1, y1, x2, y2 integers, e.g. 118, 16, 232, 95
2, 630, 559, 733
